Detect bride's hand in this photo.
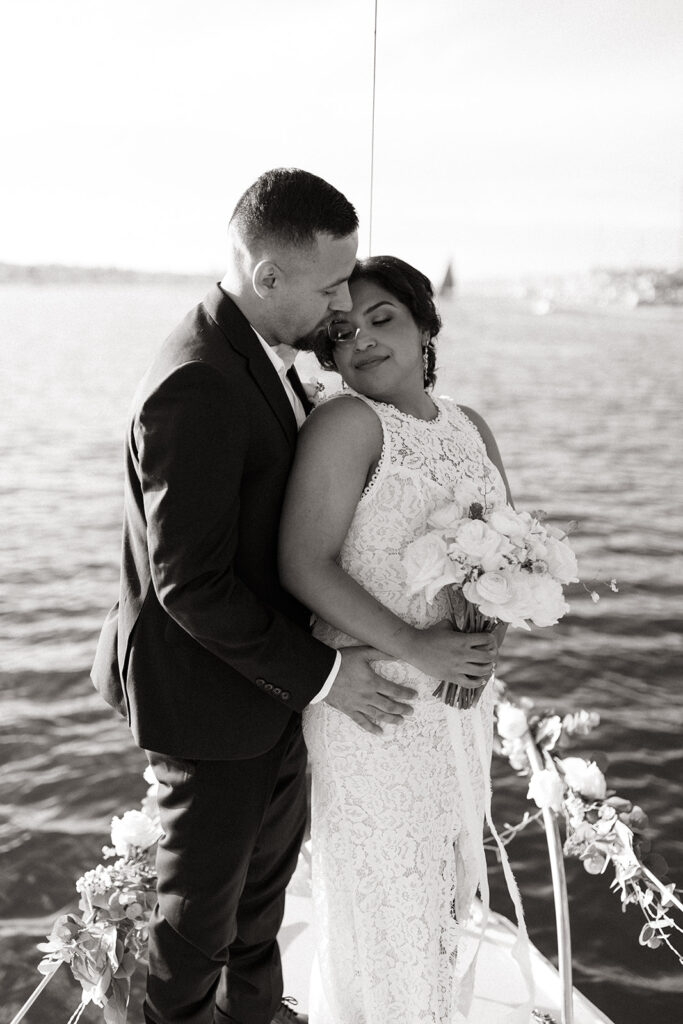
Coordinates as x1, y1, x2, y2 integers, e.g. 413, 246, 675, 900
407, 620, 497, 686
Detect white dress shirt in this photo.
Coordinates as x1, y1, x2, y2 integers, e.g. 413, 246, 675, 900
253, 328, 341, 704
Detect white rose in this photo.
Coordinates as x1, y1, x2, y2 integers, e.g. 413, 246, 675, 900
402, 533, 461, 603
463, 571, 511, 618
544, 536, 579, 584
110, 809, 162, 856
467, 569, 534, 628
488, 506, 533, 543
452, 520, 511, 570
526, 534, 547, 562
527, 769, 564, 812
496, 702, 529, 740
559, 757, 606, 800
428, 503, 467, 534
526, 574, 569, 627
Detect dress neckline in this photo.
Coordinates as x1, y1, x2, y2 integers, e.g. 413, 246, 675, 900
349, 390, 444, 424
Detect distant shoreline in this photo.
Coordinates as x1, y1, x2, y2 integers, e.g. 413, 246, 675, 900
2, 262, 682, 310
0, 262, 217, 285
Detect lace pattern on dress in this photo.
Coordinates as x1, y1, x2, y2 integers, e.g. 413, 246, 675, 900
304, 390, 508, 1023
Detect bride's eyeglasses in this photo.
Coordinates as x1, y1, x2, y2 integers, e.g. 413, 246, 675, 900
327, 321, 361, 347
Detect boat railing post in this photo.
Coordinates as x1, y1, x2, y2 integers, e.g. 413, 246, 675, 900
524, 731, 575, 1024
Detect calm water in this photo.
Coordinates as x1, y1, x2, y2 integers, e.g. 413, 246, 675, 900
1, 283, 682, 1023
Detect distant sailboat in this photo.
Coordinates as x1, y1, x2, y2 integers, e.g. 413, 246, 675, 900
439, 260, 456, 298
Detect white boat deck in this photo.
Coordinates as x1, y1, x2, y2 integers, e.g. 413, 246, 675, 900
279, 892, 615, 1024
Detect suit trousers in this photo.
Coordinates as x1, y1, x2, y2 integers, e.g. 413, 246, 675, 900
143, 715, 307, 1024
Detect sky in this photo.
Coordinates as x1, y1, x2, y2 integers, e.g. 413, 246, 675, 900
1, 0, 681, 282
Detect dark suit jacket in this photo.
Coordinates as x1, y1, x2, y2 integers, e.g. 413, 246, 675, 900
91, 285, 336, 759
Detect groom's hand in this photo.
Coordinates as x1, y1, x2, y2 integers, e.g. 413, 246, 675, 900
325, 646, 417, 735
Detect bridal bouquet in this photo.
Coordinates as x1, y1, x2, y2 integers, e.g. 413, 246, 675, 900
402, 485, 579, 706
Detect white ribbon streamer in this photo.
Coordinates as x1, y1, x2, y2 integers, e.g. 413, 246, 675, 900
446, 697, 536, 1022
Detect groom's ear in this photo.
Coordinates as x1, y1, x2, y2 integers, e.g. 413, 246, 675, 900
252, 260, 280, 299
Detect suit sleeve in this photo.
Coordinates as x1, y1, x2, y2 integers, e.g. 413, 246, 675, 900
135, 361, 336, 711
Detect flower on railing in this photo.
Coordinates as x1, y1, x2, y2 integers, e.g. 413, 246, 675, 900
492, 681, 683, 966
36, 766, 161, 1024
25, 687, 683, 1022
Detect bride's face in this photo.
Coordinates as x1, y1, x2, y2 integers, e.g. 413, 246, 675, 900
330, 279, 425, 400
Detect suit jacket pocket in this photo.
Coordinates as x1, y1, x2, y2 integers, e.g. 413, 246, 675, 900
91, 602, 128, 719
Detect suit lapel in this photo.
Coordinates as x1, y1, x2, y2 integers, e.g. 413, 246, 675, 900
202, 285, 298, 446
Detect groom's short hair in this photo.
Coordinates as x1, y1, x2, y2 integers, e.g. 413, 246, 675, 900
230, 168, 358, 249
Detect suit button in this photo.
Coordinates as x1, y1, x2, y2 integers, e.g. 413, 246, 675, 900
281, 691, 290, 701
273, 687, 281, 696
264, 683, 273, 692
255, 677, 265, 687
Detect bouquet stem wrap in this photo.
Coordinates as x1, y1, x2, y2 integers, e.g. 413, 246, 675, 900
433, 587, 496, 710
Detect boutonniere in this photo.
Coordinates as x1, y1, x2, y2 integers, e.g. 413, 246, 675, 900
301, 378, 326, 406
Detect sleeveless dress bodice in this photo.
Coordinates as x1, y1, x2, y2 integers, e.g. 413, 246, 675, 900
303, 391, 508, 1024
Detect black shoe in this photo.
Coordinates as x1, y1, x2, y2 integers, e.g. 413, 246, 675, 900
271, 997, 308, 1023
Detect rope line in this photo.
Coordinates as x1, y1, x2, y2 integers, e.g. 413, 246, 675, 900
9, 962, 62, 1024
65, 1000, 88, 1024
368, 0, 378, 256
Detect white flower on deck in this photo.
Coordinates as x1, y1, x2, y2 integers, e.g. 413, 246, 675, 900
527, 768, 564, 813
496, 702, 529, 740
559, 757, 607, 801
111, 809, 162, 857
562, 709, 600, 736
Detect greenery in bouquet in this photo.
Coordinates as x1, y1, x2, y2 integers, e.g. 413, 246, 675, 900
36, 768, 162, 1024
493, 683, 683, 966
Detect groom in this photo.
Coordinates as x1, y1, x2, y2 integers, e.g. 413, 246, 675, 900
91, 168, 417, 1024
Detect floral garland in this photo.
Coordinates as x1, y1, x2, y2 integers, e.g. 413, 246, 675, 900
30, 768, 162, 1024
492, 680, 683, 963
17, 687, 683, 1023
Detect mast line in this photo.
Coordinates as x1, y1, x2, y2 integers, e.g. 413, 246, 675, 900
368, 0, 378, 256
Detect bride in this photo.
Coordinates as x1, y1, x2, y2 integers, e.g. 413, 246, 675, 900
279, 256, 514, 1023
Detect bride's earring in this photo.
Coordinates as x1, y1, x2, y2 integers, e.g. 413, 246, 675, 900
422, 345, 429, 385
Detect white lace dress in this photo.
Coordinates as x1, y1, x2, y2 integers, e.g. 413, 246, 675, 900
302, 392, 509, 1024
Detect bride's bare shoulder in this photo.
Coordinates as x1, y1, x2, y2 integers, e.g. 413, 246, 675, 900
301, 393, 383, 447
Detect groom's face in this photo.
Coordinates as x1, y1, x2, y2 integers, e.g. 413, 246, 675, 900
277, 231, 358, 349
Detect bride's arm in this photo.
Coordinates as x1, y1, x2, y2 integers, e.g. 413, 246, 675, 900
279, 398, 496, 683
